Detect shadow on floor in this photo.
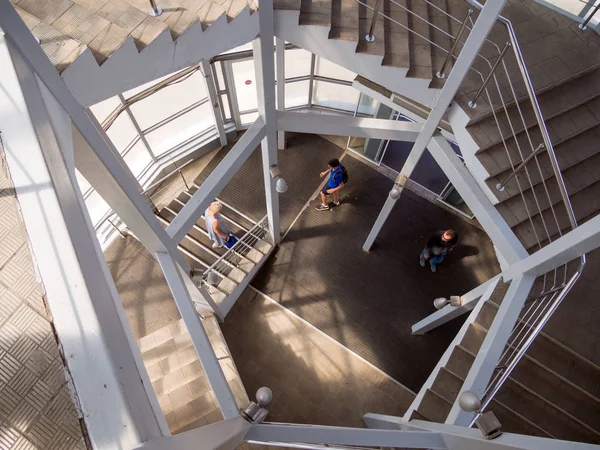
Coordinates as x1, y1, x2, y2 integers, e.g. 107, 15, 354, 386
252, 153, 501, 391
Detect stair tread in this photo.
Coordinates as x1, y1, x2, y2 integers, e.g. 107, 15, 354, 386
416, 389, 452, 423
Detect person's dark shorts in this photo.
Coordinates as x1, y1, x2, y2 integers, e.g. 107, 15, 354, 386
322, 185, 338, 195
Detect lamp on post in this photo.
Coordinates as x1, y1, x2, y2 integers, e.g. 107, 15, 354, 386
458, 391, 503, 440
433, 296, 462, 309
269, 165, 288, 194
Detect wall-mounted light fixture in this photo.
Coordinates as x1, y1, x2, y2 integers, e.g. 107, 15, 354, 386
433, 296, 463, 309
269, 165, 288, 194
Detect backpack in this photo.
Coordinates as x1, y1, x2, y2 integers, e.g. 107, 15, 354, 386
341, 165, 349, 184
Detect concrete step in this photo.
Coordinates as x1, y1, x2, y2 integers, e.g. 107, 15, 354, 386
329, 0, 359, 41
445, 345, 474, 380
405, 0, 432, 80
416, 389, 452, 423
459, 323, 486, 355
274, 0, 303, 10
430, 367, 462, 404
299, 0, 332, 25
467, 67, 600, 151
382, 0, 410, 69
137, 317, 248, 434
356, 0, 385, 56
427, 0, 451, 89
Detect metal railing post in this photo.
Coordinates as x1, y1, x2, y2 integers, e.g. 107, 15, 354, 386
468, 42, 510, 108
496, 143, 545, 191
365, 0, 383, 42
579, 3, 600, 30
436, 9, 473, 79
148, 0, 162, 16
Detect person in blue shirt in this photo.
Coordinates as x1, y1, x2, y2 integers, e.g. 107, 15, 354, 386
316, 158, 346, 211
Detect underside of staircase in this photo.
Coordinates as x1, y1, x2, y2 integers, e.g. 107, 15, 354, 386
274, 0, 600, 255
14, 0, 259, 106
410, 279, 600, 444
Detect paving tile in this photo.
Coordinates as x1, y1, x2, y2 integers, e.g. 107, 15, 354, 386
182, 360, 205, 382
168, 383, 192, 409
190, 392, 217, 417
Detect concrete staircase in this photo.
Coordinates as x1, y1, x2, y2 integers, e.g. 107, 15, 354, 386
138, 315, 249, 434
155, 181, 273, 318
13, 0, 259, 106
273, 0, 600, 255
408, 280, 600, 444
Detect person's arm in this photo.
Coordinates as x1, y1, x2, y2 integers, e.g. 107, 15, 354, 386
449, 235, 459, 251
319, 169, 329, 177
212, 220, 228, 239
325, 183, 344, 193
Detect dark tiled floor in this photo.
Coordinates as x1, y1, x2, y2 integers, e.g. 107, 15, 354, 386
193, 133, 344, 234
252, 153, 501, 391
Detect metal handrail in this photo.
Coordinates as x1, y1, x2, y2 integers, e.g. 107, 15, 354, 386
202, 215, 269, 280
495, 143, 544, 192
579, 3, 600, 30
436, 9, 473, 79
467, 42, 510, 109
142, 159, 194, 194
472, 256, 586, 423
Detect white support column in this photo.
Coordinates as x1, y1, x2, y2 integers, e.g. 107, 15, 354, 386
411, 275, 501, 335
362, 0, 508, 251
253, 0, 281, 245
428, 134, 527, 263
246, 424, 446, 449
135, 416, 251, 450
446, 274, 536, 425
201, 60, 228, 146
119, 94, 157, 162
277, 110, 423, 140
166, 119, 265, 243
0, 2, 189, 272
156, 252, 239, 419
0, 34, 167, 448
276, 37, 286, 149
363, 177, 406, 252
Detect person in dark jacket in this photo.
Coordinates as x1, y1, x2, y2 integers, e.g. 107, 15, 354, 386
420, 229, 458, 273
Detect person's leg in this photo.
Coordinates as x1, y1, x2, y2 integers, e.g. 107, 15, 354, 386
420, 248, 428, 267
429, 251, 447, 272
316, 187, 330, 210
332, 190, 340, 205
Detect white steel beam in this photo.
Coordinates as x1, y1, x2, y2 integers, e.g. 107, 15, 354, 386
446, 274, 536, 425
253, 0, 281, 245
156, 252, 239, 419
276, 37, 286, 149
363, 0, 508, 251
502, 214, 600, 281
365, 414, 599, 450
166, 118, 266, 243
246, 424, 446, 449
412, 275, 501, 335
134, 416, 251, 450
0, 34, 166, 447
428, 134, 528, 263
0, 2, 189, 270
201, 60, 228, 146
277, 110, 423, 141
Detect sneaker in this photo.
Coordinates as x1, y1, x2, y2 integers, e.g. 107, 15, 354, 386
315, 204, 330, 211
212, 243, 224, 249
419, 254, 426, 267
430, 264, 437, 273
332, 201, 341, 207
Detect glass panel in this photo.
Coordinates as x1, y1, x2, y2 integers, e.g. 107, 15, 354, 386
129, 70, 208, 130
221, 94, 231, 120
285, 80, 309, 108
214, 61, 225, 92
312, 81, 360, 112
231, 59, 258, 113
315, 56, 355, 81
75, 169, 91, 195
145, 102, 215, 156
85, 190, 111, 226
123, 140, 153, 177
89, 96, 121, 124
240, 111, 259, 126
105, 113, 138, 154
357, 93, 379, 116
285, 48, 312, 78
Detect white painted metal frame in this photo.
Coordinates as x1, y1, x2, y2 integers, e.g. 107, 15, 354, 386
278, 110, 423, 141
362, 0, 508, 252
201, 60, 228, 146
0, 32, 167, 448
246, 424, 447, 449
446, 274, 535, 425
276, 37, 286, 149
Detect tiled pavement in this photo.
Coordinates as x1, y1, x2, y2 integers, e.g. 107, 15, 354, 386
0, 160, 85, 449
